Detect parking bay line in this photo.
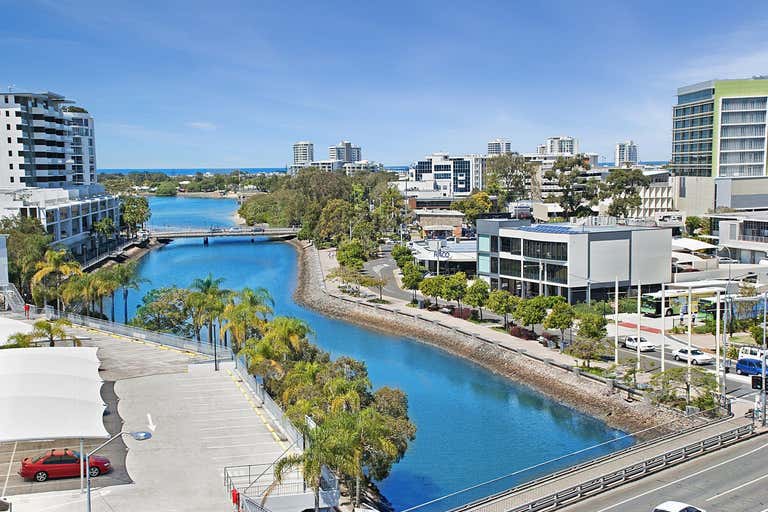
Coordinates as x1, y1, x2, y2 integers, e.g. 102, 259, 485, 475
204, 441, 281, 450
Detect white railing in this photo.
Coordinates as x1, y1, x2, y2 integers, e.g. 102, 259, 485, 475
0, 283, 25, 313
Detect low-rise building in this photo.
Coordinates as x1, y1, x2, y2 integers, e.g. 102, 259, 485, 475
477, 217, 672, 303
708, 211, 768, 264
409, 239, 478, 276
413, 209, 465, 238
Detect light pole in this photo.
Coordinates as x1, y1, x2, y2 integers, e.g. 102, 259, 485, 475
86, 431, 152, 512
718, 245, 734, 402
762, 291, 767, 426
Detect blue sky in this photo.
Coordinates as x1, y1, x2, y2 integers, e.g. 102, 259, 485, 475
4, 0, 768, 168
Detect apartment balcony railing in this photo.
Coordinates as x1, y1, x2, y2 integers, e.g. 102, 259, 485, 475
738, 234, 768, 244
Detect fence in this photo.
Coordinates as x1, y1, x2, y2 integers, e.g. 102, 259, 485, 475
57, 311, 234, 359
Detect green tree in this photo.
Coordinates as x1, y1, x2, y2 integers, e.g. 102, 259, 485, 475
544, 155, 600, 218
121, 195, 151, 237
452, 191, 492, 224
487, 289, 519, 327
567, 337, 607, 368
336, 239, 367, 268
110, 261, 149, 323
600, 168, 650, 218
190, 273, 227, 343
131, 286, 192, 336
577, 313, 607, 340
392, 244, 413, 269
418, 275, 446, 306
154, 181, 178, 196
317, 198, 357, 245
31, 249, 83, 312
401, 262, 425, 303
0, 215, 51, 298
751, 325, 765, 345
685, 216, 703, 237
515, 297, 547, 330
544, 302, 576, 342
442, 272, 468, 314
464, 279, 490, 320
6, 332, 34, 348
32, 318, 72, 347
487, 153, 534, 203
651, 366, 716, 407
221, 287, 273, 352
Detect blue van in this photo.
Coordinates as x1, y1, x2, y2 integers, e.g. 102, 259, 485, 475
735, 358, 767, 376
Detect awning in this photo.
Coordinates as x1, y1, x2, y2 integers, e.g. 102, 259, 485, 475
671, 251, 705, 264
672, 237, 716, 252
0, 347, 109, 442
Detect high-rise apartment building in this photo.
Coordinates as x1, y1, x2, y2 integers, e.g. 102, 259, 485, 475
537, 136, 579, 156
671, 77, 768, 178
328, 140, 361, 163
614, 140, 638, 167
63, 107, 96, 185
293, 141, 314, 165
487, 138, 512, 156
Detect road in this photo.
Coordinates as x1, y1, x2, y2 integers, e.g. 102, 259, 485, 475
562, 433, 768, 512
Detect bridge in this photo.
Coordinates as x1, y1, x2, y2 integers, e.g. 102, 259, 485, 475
148, 226, 300, 240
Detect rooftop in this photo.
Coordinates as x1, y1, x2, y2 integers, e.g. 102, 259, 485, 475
515, 222, 659, 235
414, 208, 465, 217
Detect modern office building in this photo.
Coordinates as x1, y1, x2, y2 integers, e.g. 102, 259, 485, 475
0, 91, 120, 260
476, 216, 672, 303
410, 153, 486, 197
614, 140, 639, 167
537, 136, 579, 156
707, 211, 768, 264
487, 138, 512, 156
328, 140, 361, 163
671, 77, 768, 178
293, 141, 314, 165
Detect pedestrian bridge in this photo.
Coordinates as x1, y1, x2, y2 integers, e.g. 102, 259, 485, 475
149, 226, 300, 240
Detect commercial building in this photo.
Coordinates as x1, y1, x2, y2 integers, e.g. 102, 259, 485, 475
409, 239, 478, 276
410, 153, 486, 197
476, 217, 672, 303
328, 140, 361, 163
708, 211, 768, 264
413, 208, 465, 238
0, 91, 120, 260
487, 138, 512, 156
537, 136, 579, 156
614, 140, 638, 167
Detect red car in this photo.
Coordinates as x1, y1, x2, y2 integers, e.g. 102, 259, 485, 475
19, 449, 111, 482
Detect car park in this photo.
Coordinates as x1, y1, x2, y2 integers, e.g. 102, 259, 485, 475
736, 357, 768, 376
19, 449, 111, 482
672, 348, 714, 365
620, 336, 656, 352
652, 501, 705, 512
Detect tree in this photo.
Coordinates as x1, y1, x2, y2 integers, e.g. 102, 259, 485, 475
401, 262, 425, 303
31, 249, 83, 312
392, 244, 413, 269
685, 216, 703, 237
515, 297, 547, 330
131, 286, 192, 336
365, 276, 387, 301
316, 199, 356, 245
222, 287, 273, 352
190, 273, 227, 343
154, 181, 178, 196
32, 318, 72, 347
577, 313, 607, 340
92, 217, 115, 239
487, 153, 534, 203
121, 195, 151, 237
452, 191, 492, 224
487, 289, 519, 328
442, 272, 468, 314
544, 302, 576, 342
567, 337, 607, 368
544, 155, 600, 218
464, 279, 490, 320
600, 168, 650, 218
336, 239, 367, 268
0, 215, 51, 298
419, 275, 445, 305
110, 261, 149, 323
650, 366, 716, 407
6, 332, 34, 348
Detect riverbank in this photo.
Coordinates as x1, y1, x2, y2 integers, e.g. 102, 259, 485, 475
289, 239, 690, 437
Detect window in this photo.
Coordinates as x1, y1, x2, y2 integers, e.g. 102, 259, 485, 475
43, 456, 62, 464
478, 235, 490, 252
490, 235, 499, 252
545, 263, 568, 284
500, 237, 521, 253
500, 258, 520, 277
478, 254, 490, 273
523, 240, 568, 261
491, 257, 498, 273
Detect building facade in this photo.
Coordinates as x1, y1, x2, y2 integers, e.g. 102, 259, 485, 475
63, 107, 96, 186
411, 153, 486, 197
487, 138, 512, 156
293, 141, 314, 165
708, 211, 768, 264
614, 140, 638, 167
328, 140, 361, 163
537, 136, 579, 156
476, 217, 672, 303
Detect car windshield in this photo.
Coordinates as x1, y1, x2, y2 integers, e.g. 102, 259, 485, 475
690, 350, 703, 355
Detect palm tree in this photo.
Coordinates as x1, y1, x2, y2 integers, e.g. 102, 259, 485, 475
61, 273, 92, 313
32, 318, 72, 347
347, 409, 397, 507
92, 268, 118, 318
260, 317, 312, 359
190, 274, 226, 343
221, 287, 273, 351
31, 249, 82, 312
110, 261, 149, 323
7, 332, 33, 348
265, 424, 345, 512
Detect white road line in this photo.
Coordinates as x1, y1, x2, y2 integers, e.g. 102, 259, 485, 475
188, 408, 251, 414
596, 442, 768, 512
199, 433, 274, 441
197, 424, 259, 431
705, 471, 768, 501
2, 441, 17, 496
204, 441, 281, 450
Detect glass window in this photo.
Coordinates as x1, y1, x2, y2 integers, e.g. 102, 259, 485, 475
43, 456, 62, 464
500, 258, 520, 277
478, 235, 490, 252
500, 237, 521, 253
478, 254, 490, 273
545, 263, 568, 284
523, 240, 568, 261
490, 235, 499, 252
491, 257, 498, 273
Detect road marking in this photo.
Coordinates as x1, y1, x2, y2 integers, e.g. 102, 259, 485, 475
596, 442, 768, 511
1, 441, 17, 496
705, 471, 768, 502
197, 424, 257, 431
203, 441, 280, 449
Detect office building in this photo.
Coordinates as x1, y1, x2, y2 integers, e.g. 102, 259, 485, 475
671, 77, 768, 178
476, 216, 671, 303
410, 153, 485, 197
487, 138, 512, 156
0, 91, 120, 260
328, 140, 361, 163
537, 136, 579, 156
708, 211, 768, 264
614, 141, 638, 167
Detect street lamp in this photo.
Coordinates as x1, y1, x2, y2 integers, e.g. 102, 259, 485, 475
85, 431, 152, 512
718, 245, 735, 402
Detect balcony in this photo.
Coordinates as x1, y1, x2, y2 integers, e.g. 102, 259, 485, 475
739, 234, 768, 244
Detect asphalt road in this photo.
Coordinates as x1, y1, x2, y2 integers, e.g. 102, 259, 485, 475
562, 433, 768, 512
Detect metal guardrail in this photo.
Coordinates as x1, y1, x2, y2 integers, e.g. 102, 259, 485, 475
454, 423, 756, 512
0, 283, 25, 313
57, 311, 234, 359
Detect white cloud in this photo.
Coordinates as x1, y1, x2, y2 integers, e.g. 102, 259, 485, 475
186, 121, 216, 131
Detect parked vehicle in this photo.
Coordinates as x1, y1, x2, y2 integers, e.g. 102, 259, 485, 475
620, 336, 656, 352
739, 346, 767, 361
717, 256, 738, 264
736, 357, 768, 376
652, 501, 705, 512
672, 348, 714, 365
19, 449, 111, 482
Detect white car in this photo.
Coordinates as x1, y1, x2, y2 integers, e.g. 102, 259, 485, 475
652, 501, 705, 512
621, 336, 656, 352
673, 348, 714, 365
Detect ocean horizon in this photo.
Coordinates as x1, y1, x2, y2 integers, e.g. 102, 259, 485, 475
98, 165, 410, 176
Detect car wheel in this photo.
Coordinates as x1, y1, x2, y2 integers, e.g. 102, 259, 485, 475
737, 368, 743, 375
674, 355, 680, 361
89, 467, 100, 477
34, 471, 48, 482
666, 308, 673, 317
692, 359, 699, 365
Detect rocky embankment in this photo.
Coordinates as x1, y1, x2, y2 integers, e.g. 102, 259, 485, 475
289, 239, 700, 438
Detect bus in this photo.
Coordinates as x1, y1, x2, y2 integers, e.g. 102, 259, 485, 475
640, 286, 726, 317
697, 294, 767, 322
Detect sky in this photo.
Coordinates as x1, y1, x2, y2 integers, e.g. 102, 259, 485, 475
3, 0, 768, 168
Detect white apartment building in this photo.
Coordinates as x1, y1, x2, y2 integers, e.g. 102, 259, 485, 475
487, 138, 512, 156
342, 160, 384, 175
328, 140, 361, 163
293, 141, 314, 165
410, 153, 486, 198
614, 140, 639, 167
0, 91, 120, 260
537, 136, 579, 156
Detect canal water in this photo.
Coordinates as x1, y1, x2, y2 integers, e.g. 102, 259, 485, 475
115, 196, 633, 510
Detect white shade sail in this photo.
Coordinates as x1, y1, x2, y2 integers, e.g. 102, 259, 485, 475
0, 347, 109, 442
672, 237, 716, 252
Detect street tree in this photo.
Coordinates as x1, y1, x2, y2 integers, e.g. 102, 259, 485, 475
544, 155, 600, 218
0, 215, 51, 298
31, 249, 83, 312
577, 313, 607, 340
464, 279, 490, 320
487, 153, 534, 203
487, 289, 519, 328
544, 302, 576, 342
400, 262, 425, 303
566, 337, 608, 368
514, 296, 548, 330
442, 272, 468, 314
419, 275, 446, 306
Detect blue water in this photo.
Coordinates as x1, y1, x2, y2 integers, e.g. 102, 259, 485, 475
114, 196, 633, 510
98, 167, 288, 175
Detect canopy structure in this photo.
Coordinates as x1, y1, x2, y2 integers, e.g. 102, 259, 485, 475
672, 237, 716, 252
0, 347, 109, 442
671, 251, 705, 264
